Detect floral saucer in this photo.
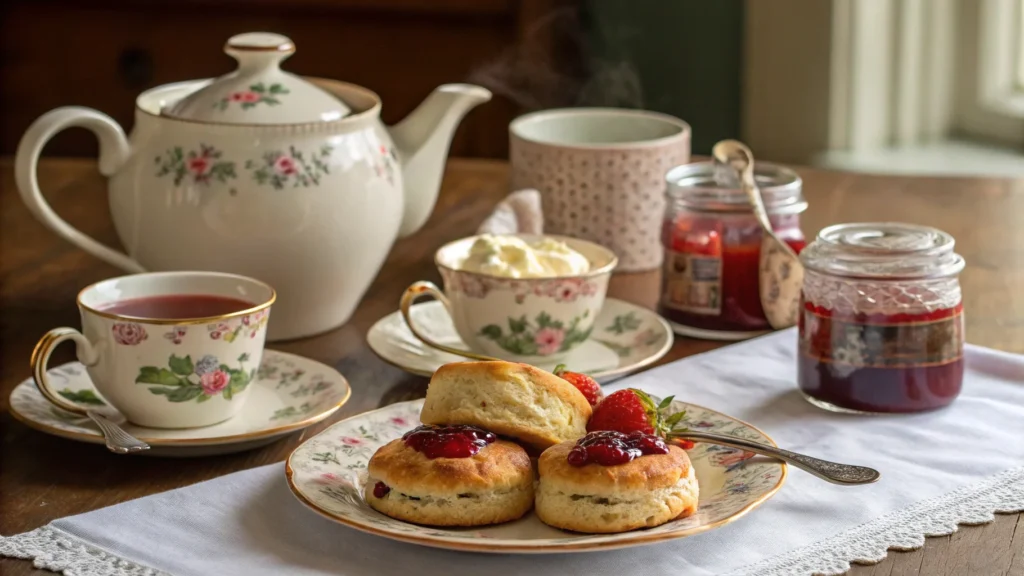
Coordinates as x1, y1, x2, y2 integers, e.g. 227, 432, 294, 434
286, 399, 786, 553
367, 297, 673, 382
9, 350, 351, 457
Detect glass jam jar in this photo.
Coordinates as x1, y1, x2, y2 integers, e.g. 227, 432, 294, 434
798, 223, 966, 414
661, 161, 807, 340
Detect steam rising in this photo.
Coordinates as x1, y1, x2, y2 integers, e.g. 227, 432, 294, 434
467, 7, 644, 110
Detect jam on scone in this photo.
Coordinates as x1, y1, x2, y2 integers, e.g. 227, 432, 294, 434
567, 430, 669, 466
402, 424, 496, 459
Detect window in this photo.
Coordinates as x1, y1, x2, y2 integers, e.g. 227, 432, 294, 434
742, 0, 1024, 169
1017, 1, 1024, 91
953, 0, 1024, 146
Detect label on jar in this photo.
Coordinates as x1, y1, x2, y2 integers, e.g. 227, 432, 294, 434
799, 306, 964, 368
662, 250, 722, 315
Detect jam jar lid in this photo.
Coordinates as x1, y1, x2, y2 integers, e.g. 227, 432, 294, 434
162, 32, 351, 124
665, 161, 807, 214
801, 222, 966, 280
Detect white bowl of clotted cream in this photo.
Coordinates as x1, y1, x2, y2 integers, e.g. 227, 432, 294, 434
399, 234, 617, 362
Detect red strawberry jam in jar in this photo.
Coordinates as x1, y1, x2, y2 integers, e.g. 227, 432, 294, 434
798, 223, 966, 414
661, 162, 807, 339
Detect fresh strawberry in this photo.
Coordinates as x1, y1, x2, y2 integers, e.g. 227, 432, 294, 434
587, 388, 693, 448
554, 364, 603, 407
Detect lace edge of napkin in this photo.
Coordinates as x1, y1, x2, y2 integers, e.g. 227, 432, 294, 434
727, 464, 1024, 576
0, 525, 169, 576
3, 468, 1022, 576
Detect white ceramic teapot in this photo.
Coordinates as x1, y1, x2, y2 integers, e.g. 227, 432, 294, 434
16, 32, 491, 340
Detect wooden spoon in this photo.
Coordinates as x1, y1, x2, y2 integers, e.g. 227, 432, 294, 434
711, 139, 803, 329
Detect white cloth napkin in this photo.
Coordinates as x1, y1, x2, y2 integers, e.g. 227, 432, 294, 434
476, 189, 543, 235
4, 330, 1024, 576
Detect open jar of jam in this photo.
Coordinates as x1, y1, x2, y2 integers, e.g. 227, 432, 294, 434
661, 162, 807, 339
798, 223, 966, 414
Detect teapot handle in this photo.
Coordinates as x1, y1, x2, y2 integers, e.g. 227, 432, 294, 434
15, 107, 145, 273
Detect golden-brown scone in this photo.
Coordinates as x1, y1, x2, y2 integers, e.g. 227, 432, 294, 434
365, 437, 534, 526
535, 441, 699, 533
419, 361, 591, 451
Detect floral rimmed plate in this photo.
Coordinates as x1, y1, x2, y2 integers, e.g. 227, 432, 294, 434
9, 350, 351, 457
367, 297, 673, 382
285, 399, 786, 553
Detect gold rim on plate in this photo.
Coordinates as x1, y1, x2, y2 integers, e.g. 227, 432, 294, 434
284, 400, 788, 553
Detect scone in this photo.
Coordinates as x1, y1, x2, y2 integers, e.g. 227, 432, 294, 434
420, 361, 592, 451
535, 431, 699, 533
365, 425, 534, 526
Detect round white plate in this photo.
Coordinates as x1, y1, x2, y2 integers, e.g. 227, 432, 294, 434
9, 349, 351, 457
367, 297, 673, 382
286, 399, 786, 553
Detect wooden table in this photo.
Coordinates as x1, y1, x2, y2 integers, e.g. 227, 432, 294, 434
2, 158, 1022, 575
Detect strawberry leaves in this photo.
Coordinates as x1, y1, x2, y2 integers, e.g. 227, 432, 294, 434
665, 410, 688, 428
625, 389, 689, 438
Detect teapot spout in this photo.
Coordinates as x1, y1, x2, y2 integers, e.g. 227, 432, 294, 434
388, 84, 491, 237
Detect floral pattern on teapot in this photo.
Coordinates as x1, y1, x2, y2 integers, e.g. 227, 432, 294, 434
152, 143, 404, 192
213, 82, 290, 111
375, 145, 398, 187
154, 144, 237, 187
246, 145, 332, 189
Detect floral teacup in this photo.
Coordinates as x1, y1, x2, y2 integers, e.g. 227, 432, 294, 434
400, 234, 617, 363
31, 271, 275, 428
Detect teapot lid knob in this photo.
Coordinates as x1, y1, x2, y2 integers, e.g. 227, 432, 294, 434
162, 31, 351, 124
225, 32, 295, 72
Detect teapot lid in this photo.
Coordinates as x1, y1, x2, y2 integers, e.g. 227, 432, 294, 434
163, 32, 351, 124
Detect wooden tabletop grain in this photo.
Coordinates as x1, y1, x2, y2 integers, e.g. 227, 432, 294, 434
1, 158, 1022, 575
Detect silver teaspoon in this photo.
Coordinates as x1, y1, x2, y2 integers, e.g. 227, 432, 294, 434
86, 410, 150, 454
671, 430, 880, 485
711, 139, 804, 329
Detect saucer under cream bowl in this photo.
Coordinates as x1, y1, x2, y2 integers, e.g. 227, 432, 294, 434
370, 297, 673, 382
9, 349, 351, 457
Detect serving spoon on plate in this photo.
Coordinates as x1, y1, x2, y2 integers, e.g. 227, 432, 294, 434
669, 429, 880, 485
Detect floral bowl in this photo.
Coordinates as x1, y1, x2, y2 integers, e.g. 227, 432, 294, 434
407, 234, 617, 362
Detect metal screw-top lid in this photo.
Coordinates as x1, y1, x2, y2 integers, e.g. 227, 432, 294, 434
800, 222, 965, 280
162, 32, 351, 124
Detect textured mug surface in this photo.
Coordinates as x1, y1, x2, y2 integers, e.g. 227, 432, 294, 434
510, 108, 691, 271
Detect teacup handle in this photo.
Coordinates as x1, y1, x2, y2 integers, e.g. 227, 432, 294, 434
399, 281, 498, 362
31, 327, 100, 415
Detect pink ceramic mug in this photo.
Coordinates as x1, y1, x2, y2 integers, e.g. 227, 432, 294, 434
510, 108, 691, 272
